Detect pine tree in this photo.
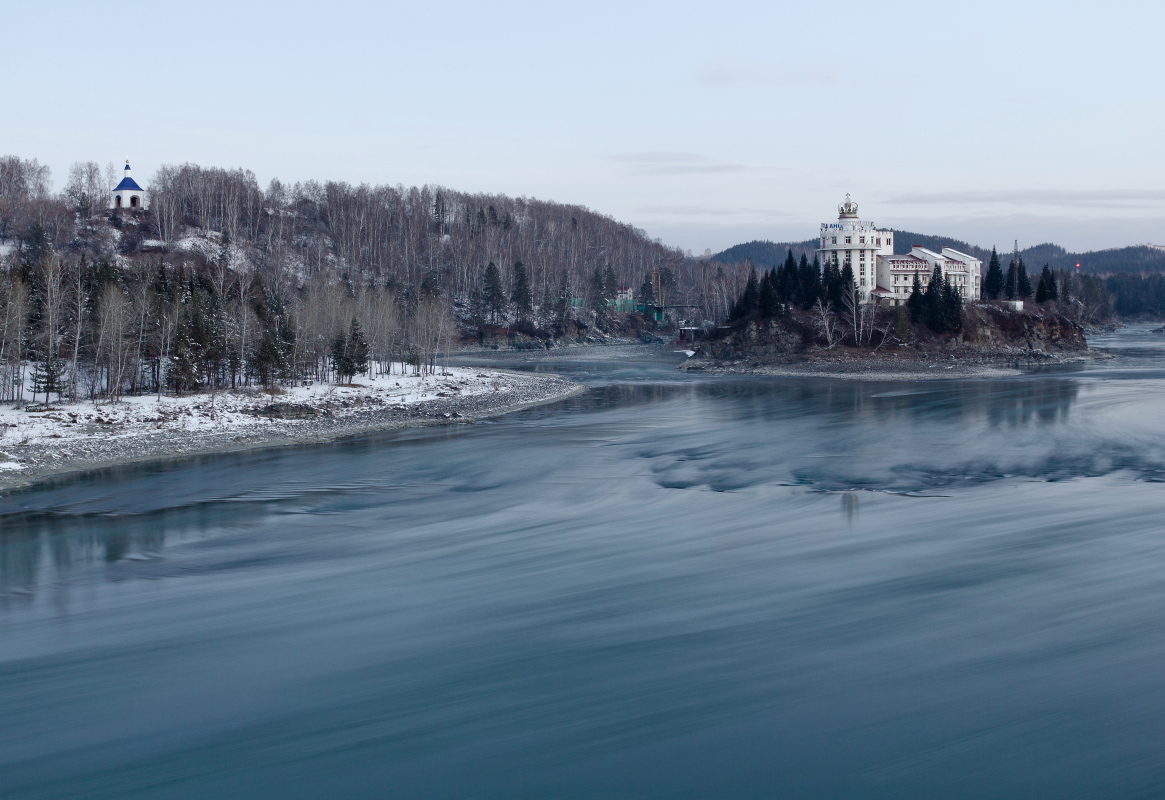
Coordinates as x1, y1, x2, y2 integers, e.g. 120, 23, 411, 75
331, 330, 352, 383
1035, 265, 1058, 303
603, 264, 618, 305
942, 275, 964, 333
347, 317, 369, 377
731, 269, 759, 320
483, 262, 505, 324
1001, 263, 1020, 300
924, 265, 946, 332
1017, 259, 1033, 299
758, 270, 778, 318
555, 273, 569, 327
907, 275, 925, 322
639, 275, 655, 307
984, 248, 1004, 300
30, 349, 65, 404
798, 253, 820, 309
510, 261, 532, 321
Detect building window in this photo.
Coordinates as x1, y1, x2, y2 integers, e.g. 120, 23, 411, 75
831, 237, 837, 244
859, 251, 866, 261
859, 236, 865, 244
876, 238, 881, 246
130, 196, 140, 208
844, 236, 851, 244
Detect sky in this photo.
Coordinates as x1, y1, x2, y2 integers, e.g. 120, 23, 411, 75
3, 0, 1163, 254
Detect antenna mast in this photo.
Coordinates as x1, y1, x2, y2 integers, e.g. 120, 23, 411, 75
1013, 239, 1019, 299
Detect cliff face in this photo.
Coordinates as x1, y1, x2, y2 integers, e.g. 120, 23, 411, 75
701, 303, 1088, 362
961, 305, 1087, 352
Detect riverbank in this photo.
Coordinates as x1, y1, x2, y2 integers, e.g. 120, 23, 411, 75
681, 347, 1112, 380
0, 368, 584, 493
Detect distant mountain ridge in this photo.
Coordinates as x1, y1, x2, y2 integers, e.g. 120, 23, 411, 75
712, 235, 1165, 274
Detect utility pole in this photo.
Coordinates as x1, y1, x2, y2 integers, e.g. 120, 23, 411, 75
1013, 239, 1019, 299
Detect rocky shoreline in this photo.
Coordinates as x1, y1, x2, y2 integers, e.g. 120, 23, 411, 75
681, 347, 1112, 380
0, 371, 583, 494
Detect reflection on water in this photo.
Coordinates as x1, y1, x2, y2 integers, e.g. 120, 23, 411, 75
3, 326, 1165, 799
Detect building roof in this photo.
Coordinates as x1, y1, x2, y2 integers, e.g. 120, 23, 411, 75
870, 287, 894, 296
942, 248, 978, 262
880, 254, 926, 265
114, 176, 142, 192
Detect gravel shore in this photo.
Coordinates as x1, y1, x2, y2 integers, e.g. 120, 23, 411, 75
681, 348, 1112, 381
0, 371, 583, 494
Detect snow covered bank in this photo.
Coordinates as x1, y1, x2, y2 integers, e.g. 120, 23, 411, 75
0, 367, 583, 492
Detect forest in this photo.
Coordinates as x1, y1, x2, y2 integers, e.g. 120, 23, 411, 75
0, 155, 748, 405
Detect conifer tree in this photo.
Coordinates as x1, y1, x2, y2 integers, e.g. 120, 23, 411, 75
924, 265, 946, 332
1017, 259, 1033, 299
798, 254, 820, 309
941, 275, 964, 333
907, 275, 925, 322
639, 275, 655, 307
347, 317, 369, 377
603, 264, 618, 304
731, 269, 759, 320
984, 248, 1004, 300
1005, 260, 1019, 300
510, 261, 532, 321
30, 348, 64, 404
757, 270, 778, 318
1035, 265, 1058, 303
483, 262, 505, 324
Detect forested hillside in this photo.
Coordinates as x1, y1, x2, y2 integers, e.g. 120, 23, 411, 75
0, 155, 746, 405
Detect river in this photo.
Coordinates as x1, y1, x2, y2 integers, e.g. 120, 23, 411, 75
3, 325, 1165, 798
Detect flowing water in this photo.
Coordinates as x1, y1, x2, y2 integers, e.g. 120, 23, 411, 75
3, 325, 1165, 798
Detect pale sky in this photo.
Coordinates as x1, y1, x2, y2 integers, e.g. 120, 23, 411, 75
5, 0, 1163, 254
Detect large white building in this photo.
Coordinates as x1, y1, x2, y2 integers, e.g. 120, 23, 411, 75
817, 195, 980, 304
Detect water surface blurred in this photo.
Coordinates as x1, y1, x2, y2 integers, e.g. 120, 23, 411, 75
3, 325, 1165, 798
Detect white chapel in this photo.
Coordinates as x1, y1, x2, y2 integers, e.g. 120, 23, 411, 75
111, 160, 145, 210
816, 195, 981, 304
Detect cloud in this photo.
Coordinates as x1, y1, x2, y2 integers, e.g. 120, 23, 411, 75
884, 189, 1165, 210
636, 203, 793, 220
697, 63, 839, 88
607, 151, 748, 176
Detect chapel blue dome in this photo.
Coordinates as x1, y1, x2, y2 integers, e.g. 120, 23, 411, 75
115, 176, 143, 191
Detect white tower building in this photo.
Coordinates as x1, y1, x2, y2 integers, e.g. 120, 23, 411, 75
111, 160, 145, 210
817, 195, 982, 304
816, 194, 894, 301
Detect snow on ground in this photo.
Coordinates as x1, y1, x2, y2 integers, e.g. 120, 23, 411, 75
0, 365, 520, 455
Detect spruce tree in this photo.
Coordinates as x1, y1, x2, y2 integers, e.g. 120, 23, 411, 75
1036, 265, 1058, 303
30, 349, 64, 405
758, 270, 778, 318
483, 262, 505, 324
732, 269, 759, 320
1017, 259, 1033, 299
1005, 260, 1019, 300
347, 317, 369, 377
603, 264, 618, 305
984, 248, 1004, 300
639, 275, 655, 307
510, 261, 532, 321
942, 275, 963, 333
907, 275, 925, 322
924, 265, 946, 332
331, 330, 352, 383
799, 254, 820, 309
